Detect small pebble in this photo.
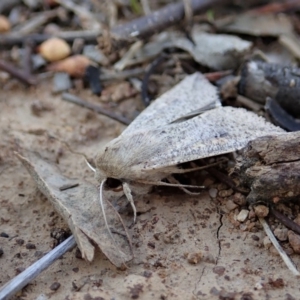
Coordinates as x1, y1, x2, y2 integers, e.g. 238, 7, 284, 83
218, 189, 233, 198
274, 228, 288, 241
213, 266, 225, 276
187, 252, 203, 265
26, 243, 36, 250
254, 205, 269, 218
83, 44, 109, 66
50, 282, 61, 291
237, 209, 249, 222
0, 232, 9, 238
263, 236, 272, 249
232, 193, 247, 206
225, 199, 238, 211
209, 188, 218, 198
52, 72, 72, 93
288, 231, 300, 254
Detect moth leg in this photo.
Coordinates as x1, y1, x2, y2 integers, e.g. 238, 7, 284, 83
173, 158, 227, 174
167, 176, 200, 195
123, 182, 137, 223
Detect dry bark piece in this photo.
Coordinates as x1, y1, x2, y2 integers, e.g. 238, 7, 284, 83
239, 60, 300, 118
235, 132, 300, 205
217, 13, 293, 37
16, 151, 133, 267
39, 37, 71, 62
47, 55, 91, 77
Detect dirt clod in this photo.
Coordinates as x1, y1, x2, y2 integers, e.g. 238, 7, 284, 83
288, 231, 300, 253
187, 252, 203, 265
254, 205, 269, 218
50, 282, 61, 291
25, 243, 36, 249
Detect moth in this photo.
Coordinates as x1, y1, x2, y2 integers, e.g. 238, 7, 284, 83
94, 73, 285, 223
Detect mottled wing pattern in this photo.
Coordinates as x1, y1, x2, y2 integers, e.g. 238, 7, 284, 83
120, 107, 285, 172
122, 73, 221, 135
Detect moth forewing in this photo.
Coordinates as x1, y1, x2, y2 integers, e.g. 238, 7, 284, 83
95, 72, 286, 222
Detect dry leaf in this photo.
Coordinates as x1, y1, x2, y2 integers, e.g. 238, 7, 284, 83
47, 55, 91, 77
16, 151, 133, 268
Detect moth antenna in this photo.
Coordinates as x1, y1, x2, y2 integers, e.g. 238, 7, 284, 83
85, 158, 96, 173
123, 182, 137, 223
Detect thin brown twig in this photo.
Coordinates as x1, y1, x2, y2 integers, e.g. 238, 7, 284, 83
111, 0, 230, 40
0, 59, 36, 86
270, 206, 300, 235
61, 93, 131, 125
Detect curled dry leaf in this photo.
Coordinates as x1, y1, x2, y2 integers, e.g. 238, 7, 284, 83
47, 55, 91, 77
0, 15, 10, 33
39, 37, 71, 62
16, 151, 133, 268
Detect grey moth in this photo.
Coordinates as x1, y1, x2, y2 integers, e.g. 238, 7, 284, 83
95, 73, 285, 222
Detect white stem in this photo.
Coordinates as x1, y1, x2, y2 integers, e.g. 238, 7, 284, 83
259, 217, 300, 276
0, 236, 76, 300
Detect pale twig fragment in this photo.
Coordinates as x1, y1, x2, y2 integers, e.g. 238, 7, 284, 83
0, 236, 76, 300
259, 217, 300, 276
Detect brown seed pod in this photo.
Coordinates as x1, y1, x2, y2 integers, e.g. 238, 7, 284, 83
47, 55, 91, 77
0, 15, 11, 33
39, 37, 71, 62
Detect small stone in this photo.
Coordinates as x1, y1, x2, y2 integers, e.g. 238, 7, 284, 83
34, 251, 43, 258
274, 228, 288, 241
288, 231, 300, 254
251, 235, 259, 241
225, 199, 238, 211
263, 236, 272, 249
218, 189, 233, 198
254, 205, 269, 217
26, 243, 36, 250
232, 193, 247, 206
83, 44, 109, 66
187, 252, 203, 265
50, 282, 61, 291
209, 188, 218, 198
52, 72, 72, 93
236, 209, 249, 222
0, 232, 9, 238
31, 54, 47, 70
0, 248, 3, 257
213, 266, 225, 276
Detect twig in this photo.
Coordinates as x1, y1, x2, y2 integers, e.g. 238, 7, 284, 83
259, 217, 300, 276
12, 10, 58, 34
265, 98, 300, 132
141, 54, 167, 106
205, 166, 249, 194
270, 206, 300, 235
249, 0, 300, 14
111, 0, 230, 41
0, 236, 76, 300
0, 30, 100, 48
100, 67, 145, 81
61, 93, 131, 125
54, 0, 102, 31
0, 59, 36, 86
